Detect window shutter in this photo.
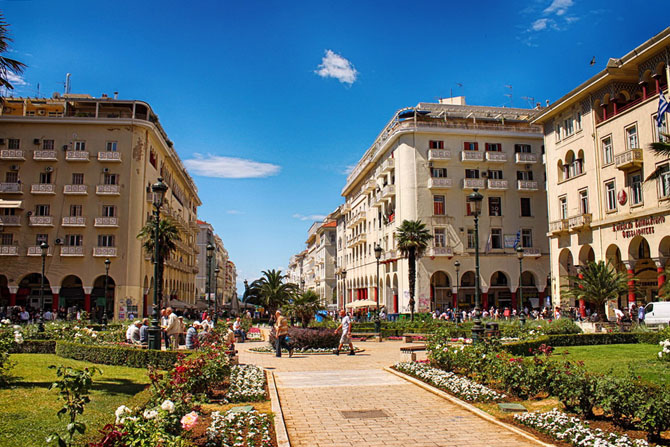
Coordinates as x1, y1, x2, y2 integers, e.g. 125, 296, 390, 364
474, 142, 479, 151
464, 142, 469, 151
485, 143, 490, 151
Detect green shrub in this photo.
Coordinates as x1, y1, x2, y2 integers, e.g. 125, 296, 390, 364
503, 333, 641, 356
269, 327, 340, 349
8, 339, 56, 354
543, 319, 582, 335
55, 342, 179, 370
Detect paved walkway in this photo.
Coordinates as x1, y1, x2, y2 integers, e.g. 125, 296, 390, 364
239, 341, 539, 447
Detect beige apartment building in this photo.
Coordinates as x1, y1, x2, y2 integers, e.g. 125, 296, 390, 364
339, 98, 550, 314
533, 28, 670, 311
0, 94, 201, 319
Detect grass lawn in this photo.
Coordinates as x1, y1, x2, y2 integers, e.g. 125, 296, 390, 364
0, 354, 151, 447
549, 343, 669, 385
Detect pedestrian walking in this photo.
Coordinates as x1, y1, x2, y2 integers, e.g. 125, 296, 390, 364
334, 309, 354, 356
274, 310, 293, 357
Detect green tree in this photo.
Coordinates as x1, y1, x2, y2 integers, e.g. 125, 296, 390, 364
395, 219, 433, 321
0, 13, 26, 91
137, 216, 181, 305
247, 270, 297, 313
284, 290, 324, 328
645, 133, 670, 185
561, 261, 630, 319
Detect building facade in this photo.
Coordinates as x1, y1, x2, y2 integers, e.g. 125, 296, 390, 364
533, 28, 670, 310
339, 97, 550, 314
0, 94, 201, 319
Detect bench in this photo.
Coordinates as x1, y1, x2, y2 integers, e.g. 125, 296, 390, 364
400, 345, 426, 362
402, 333, 429, 343
351, 332, 383, 342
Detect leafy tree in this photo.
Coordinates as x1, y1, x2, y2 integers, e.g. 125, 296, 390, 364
395, 219, 433, 321
561, 261, 630, 320
247, 270, 297, 313
284, 290, 324, 328
645, 133, 670, 185
137, 216, 181, 305
0, 13, 26, 91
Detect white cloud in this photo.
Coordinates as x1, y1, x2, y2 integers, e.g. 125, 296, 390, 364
184, 154, 280, 179
315, 50, 358, 85
292, 213, 327, 222
544, 0, 573, 15
227, 209, 244, 215
343, 164, 356, 175
531, 18, 549, 31
6, 71, 27, 87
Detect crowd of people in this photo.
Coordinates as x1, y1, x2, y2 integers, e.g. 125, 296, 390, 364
0, 305, 88, 324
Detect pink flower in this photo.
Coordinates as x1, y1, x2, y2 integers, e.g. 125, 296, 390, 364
180, 411, 199, 430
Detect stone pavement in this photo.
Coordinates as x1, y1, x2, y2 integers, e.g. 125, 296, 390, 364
238, 341, 541, 447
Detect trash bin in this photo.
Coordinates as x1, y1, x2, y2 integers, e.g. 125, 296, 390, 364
485, 322, 500, 338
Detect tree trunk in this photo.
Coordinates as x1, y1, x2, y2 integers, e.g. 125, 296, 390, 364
409, 248, 416, 321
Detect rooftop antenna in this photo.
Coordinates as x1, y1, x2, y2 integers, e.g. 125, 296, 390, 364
36, 83, 40, 98
449, 82, 464, 99
521, 96, 535, 108
65, 73, 71, 94
504, 85, 513, 107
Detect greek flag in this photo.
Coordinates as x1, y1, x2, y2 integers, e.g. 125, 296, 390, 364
657, 91, 669, 127
513, 231, 521, 249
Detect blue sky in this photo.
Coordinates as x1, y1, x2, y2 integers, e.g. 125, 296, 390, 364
2, 0, 668, 294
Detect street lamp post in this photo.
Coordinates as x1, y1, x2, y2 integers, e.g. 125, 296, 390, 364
342, 269, 347, 309
454, 260, 460, 321
517, 246, 526, 325
39, 241, 49, 332
206, 243, 214, 317
374, 244, 382, 314
467, 189, 484, 343
214, 267, 220, 322
147, 178, 168, 351
103, 258, 111, 328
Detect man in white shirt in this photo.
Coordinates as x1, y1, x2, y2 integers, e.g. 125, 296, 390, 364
19, 308, 30, 324
165, 307, 180, 349
334, 309, 354, 356
43, 310, 53, 321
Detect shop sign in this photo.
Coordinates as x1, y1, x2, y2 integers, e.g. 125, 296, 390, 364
612, 215, 665, 239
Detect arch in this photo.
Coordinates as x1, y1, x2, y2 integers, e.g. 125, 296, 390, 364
616, 90, 631, 103
565, 150, 575, 165
430, 271, 451, 311
628, 235, 651, 261
654, 61, 666, 77
60, 275, 85, 312
520, 271, 536, 287
18, 273, 52, 310
659, 236, 670, 258
0, 275, 9, 307
557, 160, 565, 182
578, 244, 595, 266
490, 271, 509, 287
461, 271, 476, 287
577, 149, 585, 173
93, 275, 116, 320
605, 244, 624, 272
593, 99, 602, 122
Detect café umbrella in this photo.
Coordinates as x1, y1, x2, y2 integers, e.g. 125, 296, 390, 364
345, 299, 379, 309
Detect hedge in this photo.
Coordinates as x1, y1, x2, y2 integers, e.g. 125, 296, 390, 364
504, 333, 642, 356
9, 339, 56, 354
55, 341, 180, 370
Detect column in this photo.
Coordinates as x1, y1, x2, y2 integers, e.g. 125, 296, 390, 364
578, 269, 586, 317
143, 288, 149, 317
83, 286, 93, 313
601, 103, 608, 121
51, 286, 60, 312
539, 289, 547, 307
653, 258, 666, 289
452, 286, 458, 308
8, 286, 17, 306
624, 261, 636, 306
482, 292, 489, 309
511, 290, 518, 310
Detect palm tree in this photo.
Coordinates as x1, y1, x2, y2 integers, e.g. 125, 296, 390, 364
284, 290, 323, 328
659, 266, 670, 301
137, 216, 181, 305
247, 269, 297, 314
395, 219, 433, 321
561, 261, 630, 320
0, 13, 26, 90
645, 133, 670, 184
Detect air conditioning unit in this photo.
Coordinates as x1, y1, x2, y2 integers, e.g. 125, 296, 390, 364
54, 238, 62, 245
37, 110, 46, 116
33, 138, 40, 145
102, 167, 110, 173
62, 144, 69, 150
482, 171, 488, 178
428, 162, 433, 168
9, 165, 19, 171
26, 211, 33, 216
45, 167, 54, 173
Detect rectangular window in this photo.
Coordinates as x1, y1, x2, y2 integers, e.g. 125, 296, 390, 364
42, 139, 54, 150
658, 164, 670, 198
73, 141, 86, 151
39, 172, 52, 184
65, 234, 83, 246
555, 124, 562, 142
602, 136, 613, 165
654, 114, 669, 142
467, 229, 476, 249
5, 172, 18, 183
0, 233, 13, 245
579, 189, 589, 214
487, 170, 503, 179
431, 167, 447, 178
630, 173, 643, 205
514, 144, 531, 153
102, 205, 116, 217
8, 139, 19, 149
434, 228, 445, 247
72, 173, 84, 185
433, 195, 445, 215
103, 173, 119, 185
520, 197, 532, 217
516, 170, 534, 181
35, 204, 50, 216
605, 181, 617, 211
106, 141, 117, 152
626, 125, 638, 150
70, 205, 82, 217
465, 169, 479, 179
36, 234, 48, 244
488, 197, 501, 216
576, 112, 582, 130
429, 140, 444, 149
464, 142, 479, 151
98, 235, 115, 247
521, 229, 533, 248
559, 196, 567, 219
485, 143, 501, 152
491, 228, 502, 249
564, 118, 574, 136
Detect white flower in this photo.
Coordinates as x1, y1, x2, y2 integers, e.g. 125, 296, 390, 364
161, 399, 175, 413
660, 352, 664, 358
1, 319, 10, 324
115, 405, 131, 423
13, 325, 20, 330
143, 409, 159, 419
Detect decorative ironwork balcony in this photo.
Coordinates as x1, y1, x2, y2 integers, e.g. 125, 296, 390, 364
63, 184, 88, 195
65, 150, 90, 161
31, 183, 56, 194
96, 184, 120, 195
60, 246, 84, 256
614, 149, 643, 171
461, 150, 484, 162
94, 217, 118, 227
29, 215, 54, 226
0, 183, 22, 193
0, 245, 18, 255
516, 180, 538, 191
428, 149, 451, 161
62, 216, 86, 226
33, 150, 57, 160
462, 178, 486, 189
515, 153, 538, 164
93, 247, 117, 257
429, 246, 454, 257
485, 152, 507, 162
0, 149, 25, 160
487, 179, 508, 190
97, 151, 122, 162
428, 178, 453, 189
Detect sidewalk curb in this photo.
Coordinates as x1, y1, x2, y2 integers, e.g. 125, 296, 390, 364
384, 366, 556, 447
268, 370, 291, 447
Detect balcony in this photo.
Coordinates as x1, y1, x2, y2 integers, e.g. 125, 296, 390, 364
516, 180, 538, 191
29, 215, 53, 226
432, 215, 450, 225
428, 178, 453, 189
65, 150, 89, 161
93, 247, 117, 257
60, 246, 84, 257
62, 216, 86, 227
31, 183, 56, 194
549, 219, 569, 234
569, 213, 592, 230
0, 149, 25, 160
94, 217, 118, 227
0, 183, 22, 194
461, 150, 484, 162
0, 215, 20, 226
462, 178, 486, 189
428, 149, 451, 161
515, 153, 538, 164
98, 151, 122, 162
380, 158, 395, 173
349, 209, 366, 226
429, 246, 454, 257
96, 184, 120, 195
64, 184, 88, 195
615, 149, 643, 171
0, 246, 18, 256
27, 246, 53, 256
33, 150, 57, 160
347, 233, 367, 247
485, 152, 507, 163
382, 184, 395, 198
520, 247, 541, 257
487, 179, 508, 190
381, 249, 398, 262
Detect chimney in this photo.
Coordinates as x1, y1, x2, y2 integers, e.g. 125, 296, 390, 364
113, 91, 118, 99
546, 99, 550, 106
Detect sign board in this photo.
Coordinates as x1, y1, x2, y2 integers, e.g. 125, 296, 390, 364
612, 215, 665, 239
504, 234, 517, 248
118, 305, 126, 321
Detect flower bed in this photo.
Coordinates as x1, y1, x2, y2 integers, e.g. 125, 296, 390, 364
55, 340, 179, 369
247, 328, 262, 341
225, 365, 267, 403
658, 339, 670, 361
206, 408, 273, 447
393, 361, 505, 402
514, 409, 649, 447
249, 345, 361, 354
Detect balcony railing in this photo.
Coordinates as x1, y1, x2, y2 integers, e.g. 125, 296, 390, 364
517, 180, 538, 191
485, 152, 507, 162
62, 216, 86, 226
29, 215, 53, 226
64, 184, 88, 195
0, 245, 18, 256
0, 149, 25, 160
549, 219, 569, 233
515, 153, 538, 164
520, 247, 541, 257
569, 213, 592, 230
381, 249, 398, 261
462, 178, 486, 189
487, 179, 508, 190
429, 246, 454, 257
0, 215, 20, 226
432, 215, 450, 225
65, 150, 89, 161
428, 178, 453, 189
461, 150, 484, 162
33, 150, 57, 160
380, 158, 395, 173
97, 151, 122, 162
96, 184, 120, 195
382, 184, 395, 198
614, 149, 643, 171
94, 217, 118, 227
31, 183, 56, 194
0, 183, 22, 193
428, 149, 451, 161
60, 246, 84, 256
93, 247, 117, 257
27, 246, 52, 256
